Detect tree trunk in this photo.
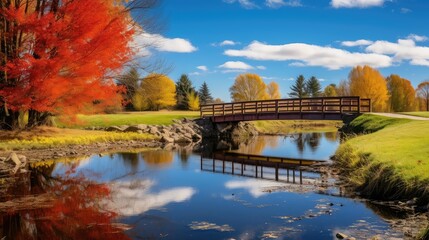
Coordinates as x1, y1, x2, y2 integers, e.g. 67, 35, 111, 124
27, 110, 50, 128
0, 107, 19, 130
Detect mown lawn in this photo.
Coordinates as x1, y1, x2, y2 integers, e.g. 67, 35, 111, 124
399, 112, 429, 118
252, 120, 341, 134
0, 127, 156, 150
58, 111, 200, 128
342, 114, 429, 182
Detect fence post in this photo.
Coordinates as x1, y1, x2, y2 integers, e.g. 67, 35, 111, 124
275, 100, 279, 119
358, 97, 361, 114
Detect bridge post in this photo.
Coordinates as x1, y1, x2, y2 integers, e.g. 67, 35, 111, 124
322, 98, 325, 119
275, 100, 279, 120
358, 97, 361, 114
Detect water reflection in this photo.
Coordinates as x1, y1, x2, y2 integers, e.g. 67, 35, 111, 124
231, 132, 340, 160
1, 133, 411, 239
141, 150, 173, 167
107, 180, 195, 216
0, 168, 129, 240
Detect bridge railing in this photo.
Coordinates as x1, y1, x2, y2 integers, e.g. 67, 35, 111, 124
200, 96, 371, 117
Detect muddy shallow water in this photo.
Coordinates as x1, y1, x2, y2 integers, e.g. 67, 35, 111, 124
0, 132, 419, 239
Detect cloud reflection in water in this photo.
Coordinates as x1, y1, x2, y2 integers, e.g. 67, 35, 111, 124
107, 179, 196, 216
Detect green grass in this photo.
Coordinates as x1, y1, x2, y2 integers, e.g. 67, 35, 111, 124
252, 120, 342, 134
346, 118, 429, 181
57, 111, 200, 128
0, 127, 156, 150
399, 112, 429, 118
335, 114, 429, 202
347, 114, 411, 133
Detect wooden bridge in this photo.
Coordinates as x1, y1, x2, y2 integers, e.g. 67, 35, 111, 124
200, 96, 371, 123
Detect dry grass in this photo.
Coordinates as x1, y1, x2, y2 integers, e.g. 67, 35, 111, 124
0, 126, 155, 150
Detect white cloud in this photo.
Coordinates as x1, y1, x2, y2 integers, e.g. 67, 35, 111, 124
189, 71, 201, 76
341, 39, 374, 47
225, 41, 392, 70
220, 40, 239, 46
197, 65, 208, 71
223, 0, 259, 9
219, 61, 254, 70
365, 38, 429, 67
132, 32, 197, 55
265, 0, 302, 8
256, 65, 266, 70
331, 0, 385, 8
407, 34, 428, 42
400, 8, 411, 14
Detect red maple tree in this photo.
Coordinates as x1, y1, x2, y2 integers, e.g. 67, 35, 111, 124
0, 0, 135, 129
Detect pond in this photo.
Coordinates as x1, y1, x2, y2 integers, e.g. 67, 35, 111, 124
0, 132, 406, 239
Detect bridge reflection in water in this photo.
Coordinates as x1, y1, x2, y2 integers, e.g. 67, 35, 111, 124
200, 152, 328, 185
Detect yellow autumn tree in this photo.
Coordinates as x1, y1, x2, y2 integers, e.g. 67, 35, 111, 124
323, 84, 338, 97
266, 81, 281, 99
348, 65, 388, 112
132, 89, 148, 111
386, 74, 416, 112
229, 73, 268, 102
187, 91, 200, 111
139, 74, 176, 110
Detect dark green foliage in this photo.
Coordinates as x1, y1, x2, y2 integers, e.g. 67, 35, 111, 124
117, 67, 141, 110
175, 74, 195, 110
289, 75, 307, 98
305, 76, 321, 97
198, 82, 213, 105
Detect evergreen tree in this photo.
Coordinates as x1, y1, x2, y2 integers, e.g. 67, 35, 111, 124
305, 76, 321, 97
289, 75, 307, 98
175, 74, 195, 110
118, 67, 141, 110
198, 82, 213, 105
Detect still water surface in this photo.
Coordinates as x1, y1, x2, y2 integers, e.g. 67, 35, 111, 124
1, 132, 405, 239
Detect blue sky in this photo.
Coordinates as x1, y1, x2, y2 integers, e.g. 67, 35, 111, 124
134, 0, 429, 101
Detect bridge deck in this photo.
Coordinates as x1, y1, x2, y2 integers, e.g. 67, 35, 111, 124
200, 96, 371, 123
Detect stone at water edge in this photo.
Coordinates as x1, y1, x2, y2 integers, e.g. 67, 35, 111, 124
6, 152, 22, 167
335, 232, 348, 239
160, 134, 174, 143
105, 126, 125, 132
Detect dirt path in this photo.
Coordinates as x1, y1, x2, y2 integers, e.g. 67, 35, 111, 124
369, 112, 429, 120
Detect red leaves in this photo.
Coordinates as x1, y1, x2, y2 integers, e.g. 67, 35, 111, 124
1, 0, 134, 116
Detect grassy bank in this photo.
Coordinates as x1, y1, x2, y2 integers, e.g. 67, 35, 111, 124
0, 127, 156, 150
335, 114, 429, 203
252, 120, 342, 134
399, 112, 429, 118
58, 111, 200, 128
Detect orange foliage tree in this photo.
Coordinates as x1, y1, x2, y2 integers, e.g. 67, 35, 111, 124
0, 0, 135, 129
417, 81, 429, 111
348, 65, 388, 112
386, 74, 416, 112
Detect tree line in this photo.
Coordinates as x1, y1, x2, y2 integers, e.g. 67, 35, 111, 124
118, 68, 220, 111
229, 66, 429, 112
319, 65, 429, 112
